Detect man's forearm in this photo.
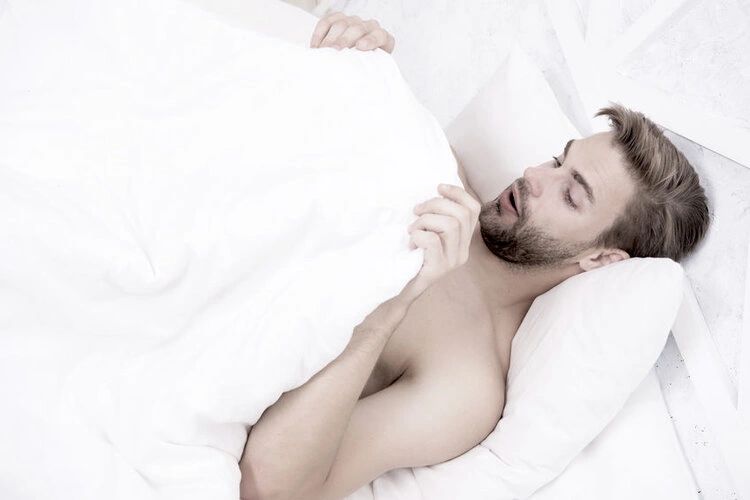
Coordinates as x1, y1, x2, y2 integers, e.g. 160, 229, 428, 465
240, 277, 426, 499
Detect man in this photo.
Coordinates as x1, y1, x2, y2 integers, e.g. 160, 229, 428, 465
239, 12, 710, 500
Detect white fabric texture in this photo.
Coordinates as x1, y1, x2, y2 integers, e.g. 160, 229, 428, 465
445, 43, 582, 203
485, 257, 687, 497
530, 368, 699, 500
0, 1, 461, 499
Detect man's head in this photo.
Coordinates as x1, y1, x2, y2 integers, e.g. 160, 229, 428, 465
478, 103, 710, 271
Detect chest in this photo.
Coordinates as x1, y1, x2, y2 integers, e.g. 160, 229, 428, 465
359, 277, 513, 400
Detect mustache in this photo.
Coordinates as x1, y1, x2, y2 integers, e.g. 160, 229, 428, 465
500, 178, 527, 219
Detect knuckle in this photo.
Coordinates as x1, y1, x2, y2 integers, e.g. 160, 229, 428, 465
332, 20, 348, 30
324, 11, 344, 20
375, 29, 389, 42
343, 26, 365, 40
313, 19, 330, 32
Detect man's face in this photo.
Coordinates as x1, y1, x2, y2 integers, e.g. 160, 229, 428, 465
478, 132, 636, 268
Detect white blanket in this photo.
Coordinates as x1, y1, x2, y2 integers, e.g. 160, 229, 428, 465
0, 1, 461, 499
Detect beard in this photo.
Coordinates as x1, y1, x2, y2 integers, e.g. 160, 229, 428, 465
478, 185, 592, 269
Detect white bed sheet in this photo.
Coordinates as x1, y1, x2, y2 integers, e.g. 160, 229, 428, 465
0, 1, 459, 498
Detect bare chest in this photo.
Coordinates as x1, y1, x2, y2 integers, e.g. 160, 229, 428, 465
359, 276, 518, 400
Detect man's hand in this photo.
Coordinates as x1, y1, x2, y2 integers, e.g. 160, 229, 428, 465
310, 12, 395, 53
407, 183, 480, 292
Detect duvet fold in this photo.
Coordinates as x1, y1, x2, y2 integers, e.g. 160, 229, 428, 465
0, 1, 459, 499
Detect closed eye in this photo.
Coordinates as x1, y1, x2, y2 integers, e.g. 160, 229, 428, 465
553, 156, 577, 210
565, 190, 577, 210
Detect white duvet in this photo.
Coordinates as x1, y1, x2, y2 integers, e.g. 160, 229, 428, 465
0, 1, 461, 499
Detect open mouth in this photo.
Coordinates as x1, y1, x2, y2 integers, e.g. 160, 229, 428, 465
496, 186, 519, 217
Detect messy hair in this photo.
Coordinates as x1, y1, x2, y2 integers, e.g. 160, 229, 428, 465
592, 104, 710, 262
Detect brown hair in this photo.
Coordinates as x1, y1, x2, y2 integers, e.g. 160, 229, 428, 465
591, 104, 710, 262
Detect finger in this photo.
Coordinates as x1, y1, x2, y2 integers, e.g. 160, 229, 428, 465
353, 20, 379, 50
414, 197, 472, 246
335, 24, 367, 49
383, 33, 395, 54
408, 214, 460, 265
410, 229, 444, 269
437, 183, 480, 240
364, 19, 381, 31
437, 183, 482, 217
355, 28, 389, 51
319, 19, 349, 48
310, 12, 346, 48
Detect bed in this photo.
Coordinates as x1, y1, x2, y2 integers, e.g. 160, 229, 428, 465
0, 1, 747, 499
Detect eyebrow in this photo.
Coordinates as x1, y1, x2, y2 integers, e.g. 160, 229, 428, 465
563, 139, 596, 206
563, 138, 574, 157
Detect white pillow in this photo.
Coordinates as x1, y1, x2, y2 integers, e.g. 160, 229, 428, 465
482, 257, 685, 497
530, 368, 699, 500
445, 43, 581, 202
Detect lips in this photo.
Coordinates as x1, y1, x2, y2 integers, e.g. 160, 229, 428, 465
511, 185, 521, 216
498, 186, 518, 217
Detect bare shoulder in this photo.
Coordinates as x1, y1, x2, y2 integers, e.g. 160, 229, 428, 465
313, 341, 506, 500
399, 353, 506, 461
406, 331, 507, 425
400, 279, 508, 419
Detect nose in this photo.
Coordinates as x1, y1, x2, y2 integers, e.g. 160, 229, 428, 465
522, 165, 545, 198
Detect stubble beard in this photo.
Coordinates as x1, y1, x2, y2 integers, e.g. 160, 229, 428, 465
477, 200, 590, 269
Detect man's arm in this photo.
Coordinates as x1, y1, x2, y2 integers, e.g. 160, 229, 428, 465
313, 360, 504, 500
239, 183, 481, 500
239, 277, 424, 500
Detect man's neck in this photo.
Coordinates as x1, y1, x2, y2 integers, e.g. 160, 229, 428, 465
463, 225, 582, 310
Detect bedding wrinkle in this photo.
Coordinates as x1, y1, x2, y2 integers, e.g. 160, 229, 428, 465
0, 1, 463, 499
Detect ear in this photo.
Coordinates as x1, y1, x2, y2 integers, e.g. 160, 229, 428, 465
577, 248, 630, 272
